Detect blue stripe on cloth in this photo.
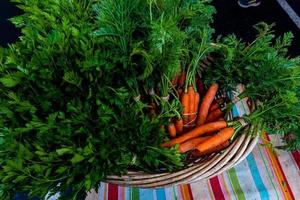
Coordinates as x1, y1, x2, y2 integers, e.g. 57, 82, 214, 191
246, 154, 270, 200
139, 189, 154, 200
156, 188, 166, 200
99, 183, 104, 200
232, 103, 240, 118
125, 187, 130, 200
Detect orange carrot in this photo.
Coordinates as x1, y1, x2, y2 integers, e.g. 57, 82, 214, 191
188, 86, 195, 124
196, 83, 219, 126
202, 140, 230, 154
178, 136, 213, 153
167, 123, 177, 138
190, 140, 230, 157
194, 92, 200, 119
181, 92, 189, 125
175, 118, 184, 134
206, 108, 224, 123
196, 127, 234, 153
162, 120, 227, 147
202, 130, 217, 136
209, 98, 224, 111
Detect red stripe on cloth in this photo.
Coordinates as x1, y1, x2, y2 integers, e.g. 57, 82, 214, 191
292, 151, 300, 170
264, 134, 295, 200
187, 184, 194, 200
209, 176, 225, 200
108, 184, 118, 200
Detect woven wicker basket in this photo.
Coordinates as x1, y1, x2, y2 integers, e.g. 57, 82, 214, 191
106, 134, 258, 188
105, 58, 259, 188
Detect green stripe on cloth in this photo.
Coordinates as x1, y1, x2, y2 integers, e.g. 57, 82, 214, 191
227, 168, 246, 200
131, 188, 139, 200
172, 187, 178, 200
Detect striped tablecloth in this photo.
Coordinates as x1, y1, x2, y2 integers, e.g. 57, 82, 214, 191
86, 134, 300, 200
86, 86, 300, 200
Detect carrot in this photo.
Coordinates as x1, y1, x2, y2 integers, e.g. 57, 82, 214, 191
192, 140, 230, 157
149, 102, 156, 115
202, 130, 217, 136
209, 103, 220, 112
162, 120, 227, 147
209, 98, 224, 111
181, 92, 189, 125
196, 83, 219, 126
190, 140, 230, 157
174, 118, 184, 134
167, 123, 177, 138
202, 140, 230, 154
196, 127, 234, 153
206, 108, 224, 123
178, 136, 213, 153
178, 72, 186, 87
188, 86, 195, 124
194, 92, 200, 118
172, 75, 179, 86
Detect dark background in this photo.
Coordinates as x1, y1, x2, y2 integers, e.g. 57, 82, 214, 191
0, 0, 299, 55
0, 1, 22, 46
212, 0, 300, 56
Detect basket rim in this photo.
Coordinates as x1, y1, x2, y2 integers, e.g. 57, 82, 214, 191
104, 89, 259, 188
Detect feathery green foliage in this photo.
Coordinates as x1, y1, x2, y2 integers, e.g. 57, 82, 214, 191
203, 23, 300, 150
0, 0, 215, 199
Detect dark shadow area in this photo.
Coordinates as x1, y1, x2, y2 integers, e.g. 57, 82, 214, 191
0, 1, 22, 47
212, 0, 300, 56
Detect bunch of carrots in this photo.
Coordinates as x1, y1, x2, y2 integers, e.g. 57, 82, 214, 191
162, 73, 237, 157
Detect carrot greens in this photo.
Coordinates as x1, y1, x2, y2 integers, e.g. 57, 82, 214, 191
203, 23, 300, 150
0, 0, 215, 199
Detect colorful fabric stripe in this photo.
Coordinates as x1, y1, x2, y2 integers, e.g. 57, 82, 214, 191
246, 154, 269, 200
209, 177, 225, 200
93, 137, 300, 200
227, 168, 246, 200
262, 133, 295, 200
108, 184, 118, 200
87, 87, 299, 200
156, 188, 166, 200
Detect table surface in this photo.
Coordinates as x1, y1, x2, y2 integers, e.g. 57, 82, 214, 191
86, 134, 300, 200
